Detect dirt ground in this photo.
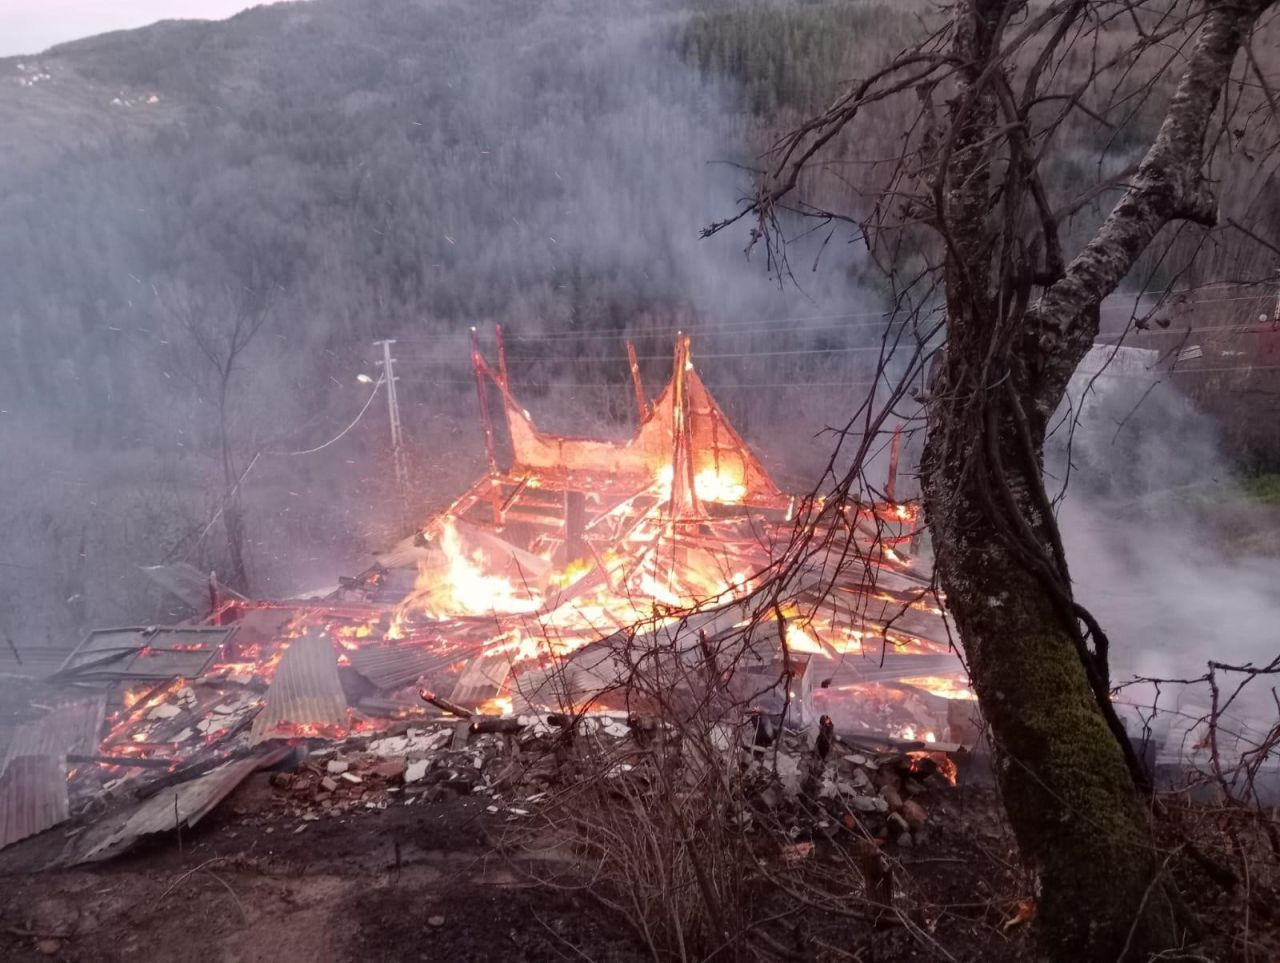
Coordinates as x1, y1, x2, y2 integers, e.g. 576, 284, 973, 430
0, 765, 1046, 963
0, 778, 649, 962
3, 750, 1268, 961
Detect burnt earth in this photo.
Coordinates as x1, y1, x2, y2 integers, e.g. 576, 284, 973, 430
0, 768, 1039, 963
3, 747, 1258, 962
0, 788, 648, 963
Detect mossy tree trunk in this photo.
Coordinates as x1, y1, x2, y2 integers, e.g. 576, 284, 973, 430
714, 0, 1276, 949
917, 2, 1274, 957
921, 394, 1178, 959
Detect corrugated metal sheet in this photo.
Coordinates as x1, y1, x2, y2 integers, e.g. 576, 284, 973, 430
350, 642, 480, 691
56, 626, 233, 681
825, 653, 964, 685
0, 645, 76, 680
0, 755, 68, 850
0, 698, 106, 850
80, 745, 290, 862
250, 631, 349, 743
450, 651, 512, 706
0, 697, 106, 772
140, 563, 248, 612
227, 606, 299, 651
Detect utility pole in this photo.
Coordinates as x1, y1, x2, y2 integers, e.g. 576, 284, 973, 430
374, 339, 410, 510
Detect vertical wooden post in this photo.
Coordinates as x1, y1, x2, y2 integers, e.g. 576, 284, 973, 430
563, 491, 587, 566
469, 327, 502, 524
886, 425, 902, 503
626, 339, 648, 423
208, 571, 220, 624
495, 324, 509, 389
668, 334, 700, 518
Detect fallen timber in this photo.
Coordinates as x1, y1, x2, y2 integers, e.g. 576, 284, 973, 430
1, 333, 974, 862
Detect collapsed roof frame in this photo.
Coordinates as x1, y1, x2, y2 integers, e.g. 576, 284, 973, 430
461, 329, 791, 527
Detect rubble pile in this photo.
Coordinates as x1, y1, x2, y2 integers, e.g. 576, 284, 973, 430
251, 711, 964, 848
0, 334, 974, 861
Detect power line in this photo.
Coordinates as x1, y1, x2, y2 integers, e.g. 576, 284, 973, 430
394, 378, 887, 390
373, 288, 1278, 346
391, 313, 907, 345
393, 344, 908, 366
265, 382, 384, 456
98, 284, 1271, 354
387, 323, 1280, 368
385, 361, 1280, 393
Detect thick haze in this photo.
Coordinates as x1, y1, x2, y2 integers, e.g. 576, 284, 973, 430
1, 0, 1275, 738
0, 1, 294, 57
0, 0, 895, 643
1052, 370, 1280, 732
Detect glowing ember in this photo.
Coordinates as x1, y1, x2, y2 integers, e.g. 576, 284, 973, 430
901, 676, 976, 700
477, 696, 514, 716
785, 623, 823, 655
653, 465, 749, 504
896, 724, 936, 743
693, 467, 746, 504
909, 750, 958, 786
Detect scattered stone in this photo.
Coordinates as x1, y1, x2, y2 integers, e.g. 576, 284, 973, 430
428, 915, 446, 927
326, 760, 350, 775
370, 758, 406, 781
320, 776, 339, 793
887, 812, 910, 838
451, 720, 471, 750
848, 795, 888, 814
405, 760, 430, 784
774, 753, 802, 794
880, 784, 904, 812
602, 719, 629, 738
339, 772, 363, 784
902, 799, 928, 831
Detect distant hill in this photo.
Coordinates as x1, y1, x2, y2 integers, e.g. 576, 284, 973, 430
0, 0, 917, 447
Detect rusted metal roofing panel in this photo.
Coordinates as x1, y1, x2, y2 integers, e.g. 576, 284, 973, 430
0, 755, 67, 850
56, 626, 233, 681
0, 697, 106, 772
250, 631, 349, 743
80, 744, 290, 863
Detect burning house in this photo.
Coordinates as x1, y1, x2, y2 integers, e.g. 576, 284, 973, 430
0, 334, 970, 858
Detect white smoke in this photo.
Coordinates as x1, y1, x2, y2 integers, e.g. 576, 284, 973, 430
1054, 366, 1280, 733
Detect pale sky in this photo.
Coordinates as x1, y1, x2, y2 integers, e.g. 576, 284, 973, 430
0, 1, 295, 58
